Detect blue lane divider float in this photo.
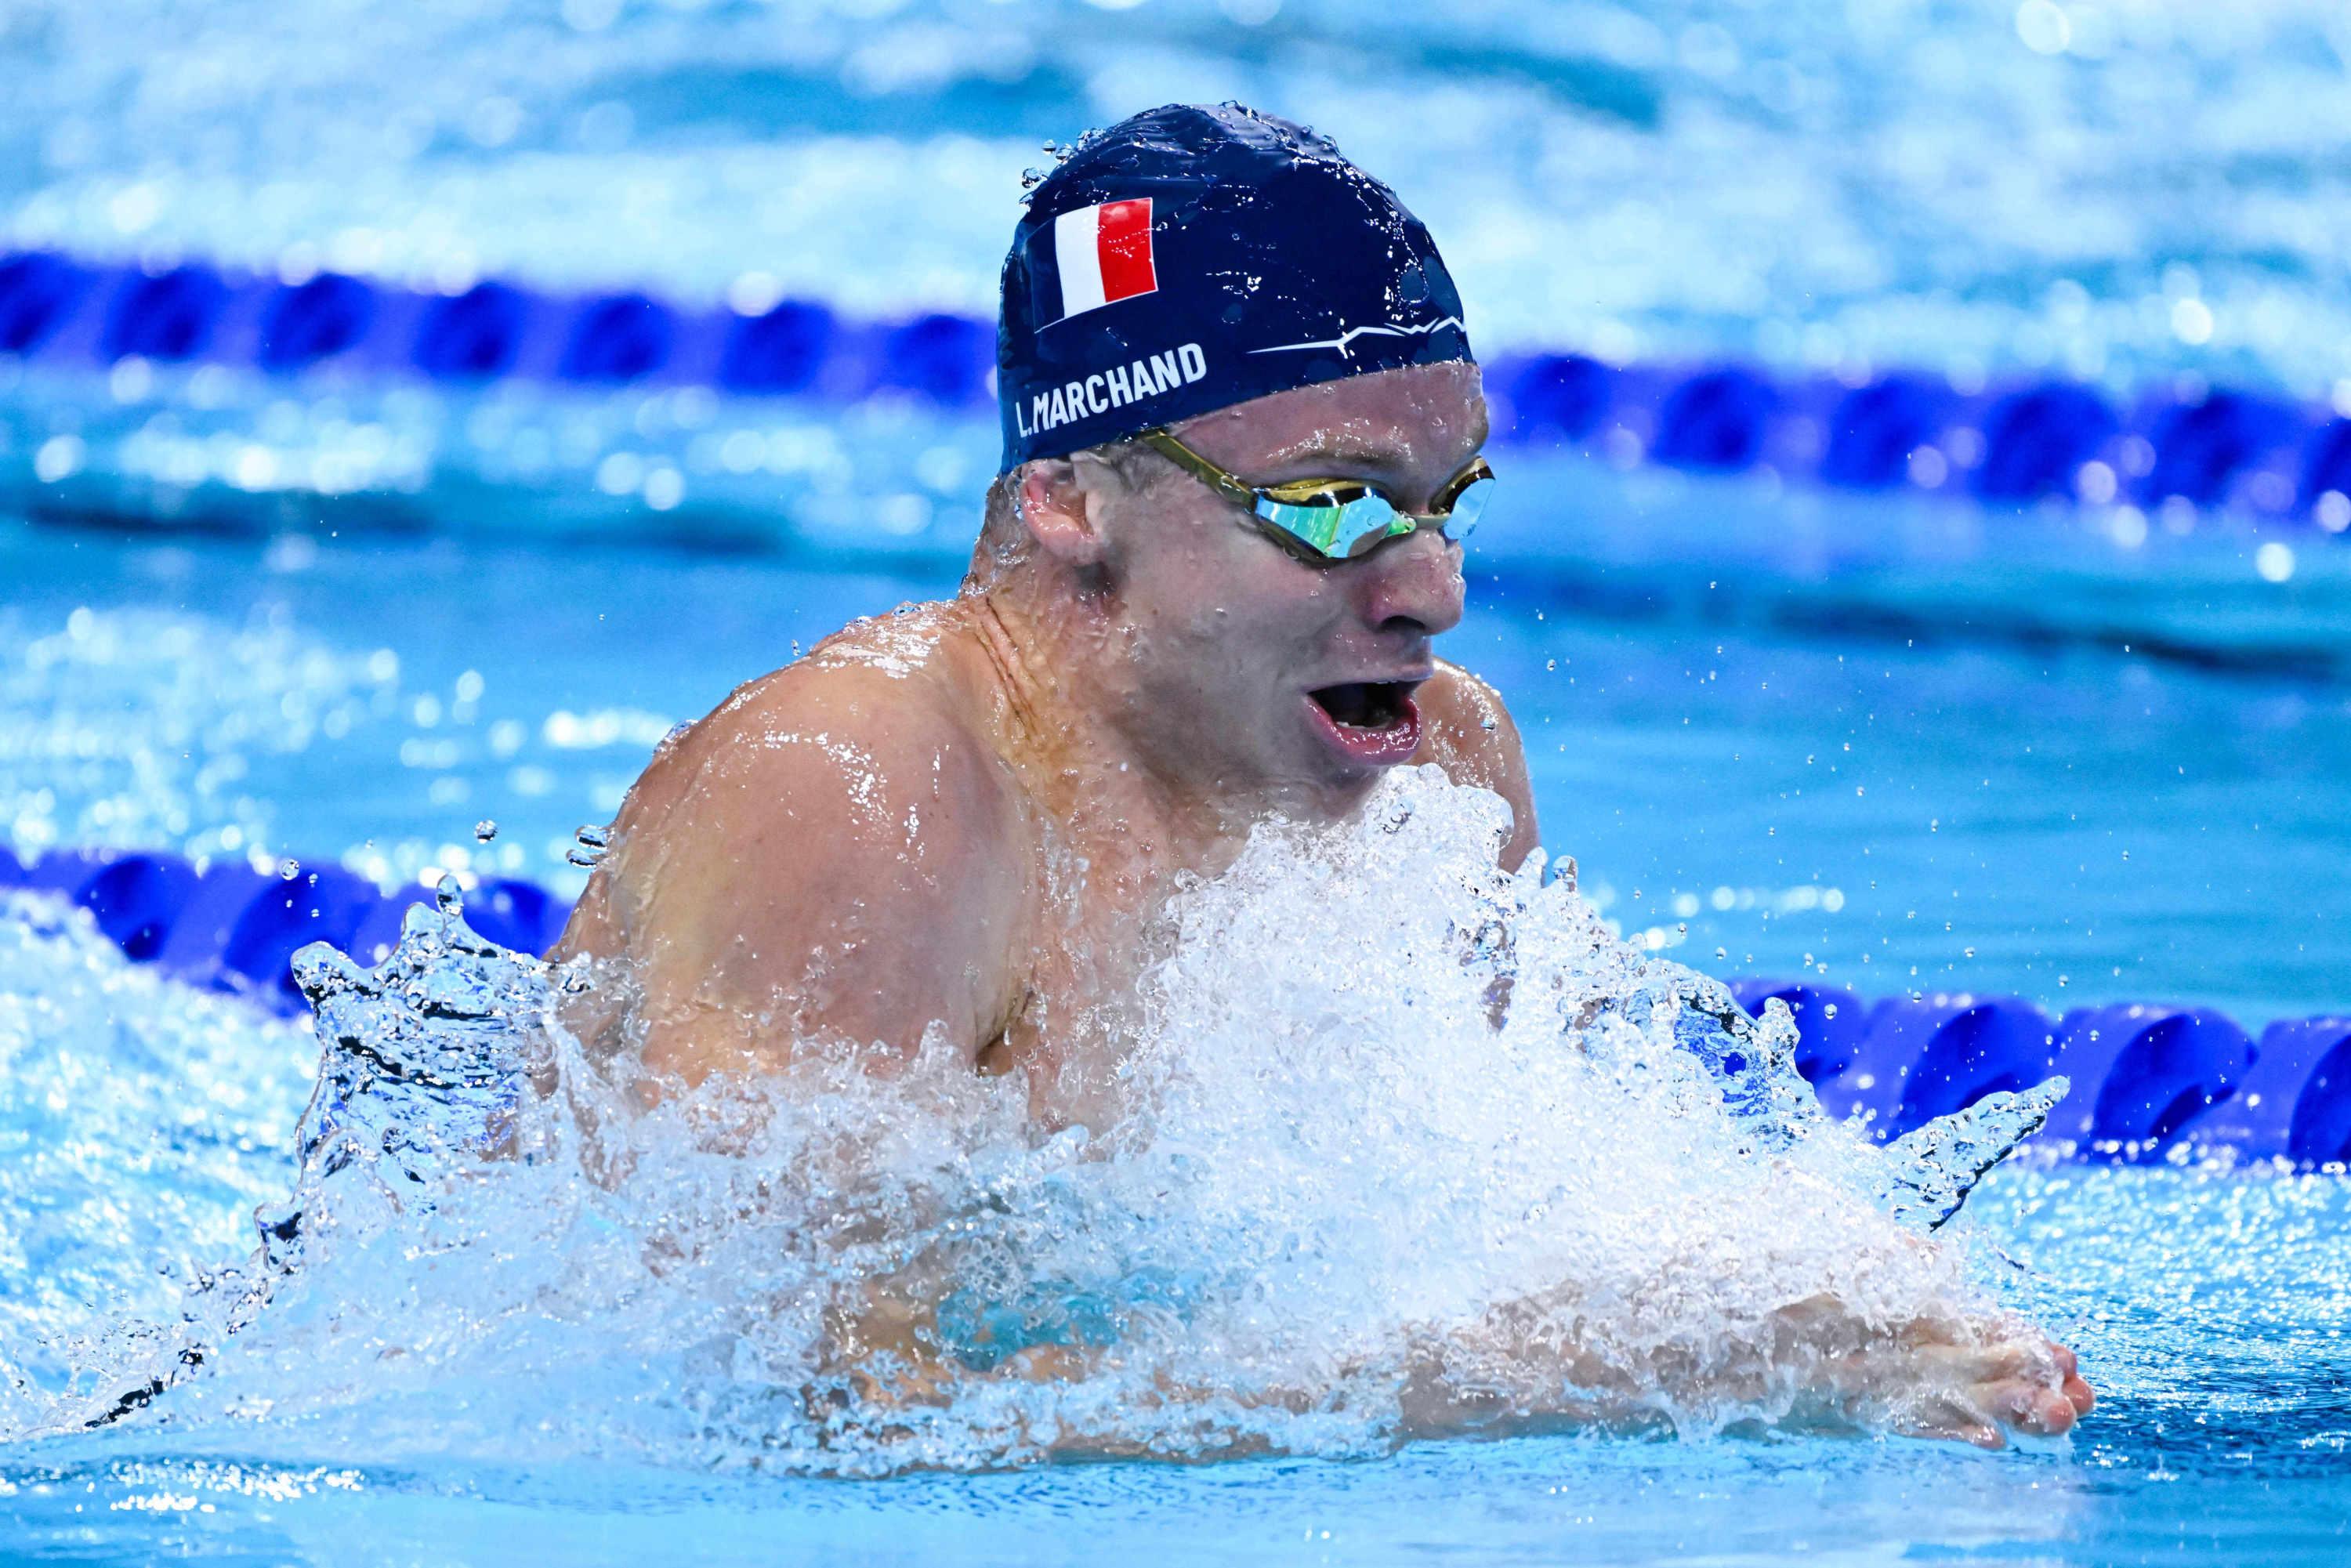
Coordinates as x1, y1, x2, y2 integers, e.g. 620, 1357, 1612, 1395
2, 844, 563, 1016
1730, 979, 2346, 1167
0, 248, 996, 420
5, 244, 2351, 528
3, 843, 2347, 1167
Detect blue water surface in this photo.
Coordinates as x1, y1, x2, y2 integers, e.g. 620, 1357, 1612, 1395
5, 0, 2351, 1562
4, 499, 2348, 1565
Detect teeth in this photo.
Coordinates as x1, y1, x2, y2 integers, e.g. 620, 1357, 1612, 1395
1313, 683, 1402, 730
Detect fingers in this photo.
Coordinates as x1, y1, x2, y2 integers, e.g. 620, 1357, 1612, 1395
2038, 1386, 2081, 1433
1896, 1380, 2065, 1448
1850, 1324, 2096, 1450
2046, 1341, 2097, 1416
1892, 1396, 2009, 1451
1893, 1336, 2095, 1448
1981, 1377, 2078, 1437
1911, 1339, 2034, 1386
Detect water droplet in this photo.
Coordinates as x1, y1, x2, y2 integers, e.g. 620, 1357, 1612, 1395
567, 824, 610, 869
1020, 167, 1045, 190
435, 874, 463, 915
277, 859, 300, 881
474, 820, 498, 843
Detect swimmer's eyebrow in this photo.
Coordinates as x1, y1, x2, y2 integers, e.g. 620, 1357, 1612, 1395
1259, 425, 1488, 482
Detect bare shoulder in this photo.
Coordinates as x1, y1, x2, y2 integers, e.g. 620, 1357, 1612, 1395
556, 603, 1034, 1074
1413, 661, 1541, 870
611, 609, 1018, 886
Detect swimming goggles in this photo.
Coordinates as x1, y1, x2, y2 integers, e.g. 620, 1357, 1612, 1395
1132, 427, 1494, 563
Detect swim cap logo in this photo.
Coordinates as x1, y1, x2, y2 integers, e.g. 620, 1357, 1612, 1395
1048, 199, 1157, 323
1248, 316, 1469, 358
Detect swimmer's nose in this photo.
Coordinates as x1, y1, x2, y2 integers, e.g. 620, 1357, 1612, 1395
1353, 530, 1464, 639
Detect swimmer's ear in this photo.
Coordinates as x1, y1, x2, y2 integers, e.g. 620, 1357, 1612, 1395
1015, 458, 1110, 570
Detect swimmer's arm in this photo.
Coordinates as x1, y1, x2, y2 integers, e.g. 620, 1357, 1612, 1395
1404, 1289, 2095, 1450
1415, 661, 1546, 875
552, 666, 1031, 1083
1018, 1287, 2091, 1455
818, 1287, 2088, 1458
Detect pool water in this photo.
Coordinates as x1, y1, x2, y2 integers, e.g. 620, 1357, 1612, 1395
8, 0, 2351, 1561
5, 485, 2346, 1023
4, 497, 2349, 1563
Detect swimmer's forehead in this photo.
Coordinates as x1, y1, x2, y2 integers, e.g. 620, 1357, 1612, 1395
1173, 361, 1488, 481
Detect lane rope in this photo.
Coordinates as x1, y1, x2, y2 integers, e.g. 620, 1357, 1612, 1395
5, 247, 2351, 524
4, 842, 2342, 1166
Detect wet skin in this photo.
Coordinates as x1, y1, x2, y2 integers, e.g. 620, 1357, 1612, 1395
556, 360, 1534, 1114
553, 360, 2092, 1447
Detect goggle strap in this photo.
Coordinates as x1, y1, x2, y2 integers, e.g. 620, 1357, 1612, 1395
1136, 429, 1255, 508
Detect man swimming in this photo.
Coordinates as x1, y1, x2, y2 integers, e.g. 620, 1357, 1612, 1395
555, 103, 2092, 1448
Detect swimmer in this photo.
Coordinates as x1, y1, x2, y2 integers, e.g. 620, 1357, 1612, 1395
554, 103, 2092, 1447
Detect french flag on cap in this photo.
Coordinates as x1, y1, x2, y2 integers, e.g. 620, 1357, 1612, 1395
1047, 198, 1157, 323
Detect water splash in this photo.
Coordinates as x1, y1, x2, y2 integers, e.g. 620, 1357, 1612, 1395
1880, 1080, 2070, 1231
2, 770, 2067, 1472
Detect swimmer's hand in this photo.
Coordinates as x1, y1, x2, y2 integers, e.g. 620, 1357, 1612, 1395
1842, 1320, 2096, 1449
1762, 1294, 2094, 1449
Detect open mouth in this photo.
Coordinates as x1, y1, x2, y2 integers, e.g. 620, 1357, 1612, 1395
1309, 681, 1412, 730
1303, 679, 1424, 766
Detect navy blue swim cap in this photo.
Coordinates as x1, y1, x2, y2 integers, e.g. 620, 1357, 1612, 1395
996, 103, 1473, 473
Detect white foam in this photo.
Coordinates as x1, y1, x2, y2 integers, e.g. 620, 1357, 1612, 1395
3, 770, 2052, 1472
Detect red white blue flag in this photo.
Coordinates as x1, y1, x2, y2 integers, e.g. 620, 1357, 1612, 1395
1048, 198, 1157, 322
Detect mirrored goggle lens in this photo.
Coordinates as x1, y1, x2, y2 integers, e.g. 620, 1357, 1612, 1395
1255, 478, 1491, 560
1256, 492, 1401, 559
1443, 473, 1492, 538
